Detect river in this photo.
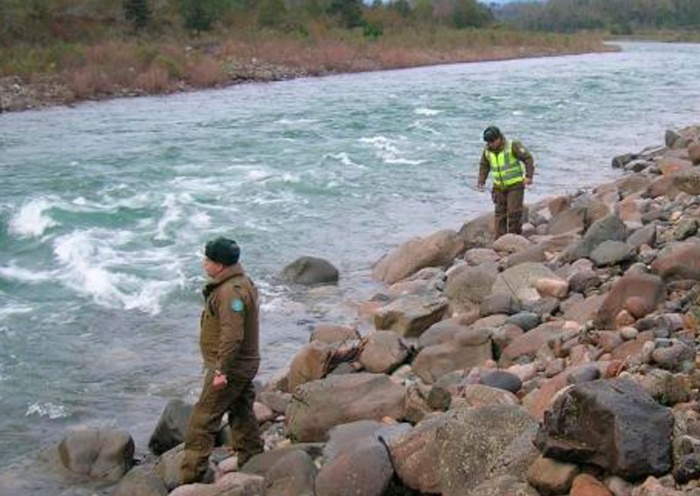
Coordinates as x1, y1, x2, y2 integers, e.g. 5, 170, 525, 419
0, 41, 699, 483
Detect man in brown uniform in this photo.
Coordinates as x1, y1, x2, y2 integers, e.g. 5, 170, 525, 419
181, 237, 264, 484
477, 125, 535, 238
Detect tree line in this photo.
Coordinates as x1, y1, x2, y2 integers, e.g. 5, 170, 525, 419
0, 0, 494, 46
496, 0, 700, 33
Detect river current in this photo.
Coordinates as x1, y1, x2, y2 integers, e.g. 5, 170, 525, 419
1, 42, 699, 478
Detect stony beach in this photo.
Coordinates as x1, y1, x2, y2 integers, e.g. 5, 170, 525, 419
0, 41, 615, 113
3, 124, 700, 496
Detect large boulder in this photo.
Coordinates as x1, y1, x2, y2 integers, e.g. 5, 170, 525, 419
417, 319, 470, 349
594, 272, 665, 329
436, 405, 539, 496
651, 242, 700, 281
547, 206, 588, 235
491, 262, 565, 303
386, 415, 444, 494
673, 168, 700, 195
149, 399, 194, 456
315, 437, 393, 496
56, 427, 134, 482
113, 466, 168, 496
310, 324, 360, 344
170, 472, 263, 496
372, 229, 464, 284
564, 215, 627, 262
373, 292, 448, 337
458, 212, 495, 249
499, 321, 567, 367
444, 264, 498, 318
358, 331, 411, 373
285, 373, 407, 442
286, 341, 332, 392
281, 256, 339, 285
262, 450, 317, 496
535, 378, 673, 479
412, 327, 492, 384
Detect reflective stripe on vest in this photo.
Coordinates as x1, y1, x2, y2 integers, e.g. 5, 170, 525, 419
486, 141, 524, 188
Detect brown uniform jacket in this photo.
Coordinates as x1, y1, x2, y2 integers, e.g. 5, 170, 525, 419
478, 139, 535, 190
200, 264, 260, 379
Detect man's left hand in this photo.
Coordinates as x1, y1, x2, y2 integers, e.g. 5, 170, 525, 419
213, 371, 228, 390
524, 177, 533, 187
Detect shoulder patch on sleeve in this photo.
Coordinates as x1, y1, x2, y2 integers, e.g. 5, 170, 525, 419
231, 298, 245, 312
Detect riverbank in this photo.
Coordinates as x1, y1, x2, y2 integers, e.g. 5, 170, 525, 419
3, 124, 700, 495
0, 29, 615, 112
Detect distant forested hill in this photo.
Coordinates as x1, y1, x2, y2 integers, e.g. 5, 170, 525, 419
496, 0, 700, 33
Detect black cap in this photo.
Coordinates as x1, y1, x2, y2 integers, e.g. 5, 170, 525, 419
205, 237, 240, 266
483, 126, 502, 143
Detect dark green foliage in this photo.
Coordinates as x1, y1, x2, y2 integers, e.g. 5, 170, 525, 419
176, 0, 225, 32
328, 0, 364, 28
391, 0, 411, 18
257, 0, 287, 27
362, 20, 383, 39
451, 0, 491, 29
498, 0, 700, 32
123, 0, 151, 30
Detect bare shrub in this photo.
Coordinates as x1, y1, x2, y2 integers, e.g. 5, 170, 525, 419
135, 66, 171, 93
184, 56, 226, 87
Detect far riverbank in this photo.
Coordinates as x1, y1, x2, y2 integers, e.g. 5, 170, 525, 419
0, 31, 616, 113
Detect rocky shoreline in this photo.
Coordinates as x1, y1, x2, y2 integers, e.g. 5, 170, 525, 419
0, 43, 615, 113
4, 125, 700, 496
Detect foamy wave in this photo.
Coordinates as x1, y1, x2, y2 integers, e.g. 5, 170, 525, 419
0, 304, 33, 323
325, 152, 364, 168
0, 264, 54, 284
281, 173, 300, 183
277, 118, 318, 125
359, 135, 422, 166
414, 107, 441, 116
384, 157, 424, 165
8, 197, 58, 238
52, 230, 181, 315
246, 169, 274, 182
188, 211, 211, 229
154, 193, 186, 241
25, 402, 69, 419
408, 121, 439, 134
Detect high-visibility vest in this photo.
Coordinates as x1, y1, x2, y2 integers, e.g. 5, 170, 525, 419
486, 141, 525, 188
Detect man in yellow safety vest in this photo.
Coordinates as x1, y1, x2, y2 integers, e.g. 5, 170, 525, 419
476, 126, 535, 238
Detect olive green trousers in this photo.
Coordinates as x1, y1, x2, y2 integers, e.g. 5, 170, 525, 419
180, 371, 263, 484
492, 186, 524, 238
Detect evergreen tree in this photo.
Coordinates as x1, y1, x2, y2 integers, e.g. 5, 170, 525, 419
177, 0, 224, 32
258, 0, 287, 27
328, 0, 364, 28
123, 0, 151, 30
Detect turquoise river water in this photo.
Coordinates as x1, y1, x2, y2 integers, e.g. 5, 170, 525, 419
1, 42, 700, 488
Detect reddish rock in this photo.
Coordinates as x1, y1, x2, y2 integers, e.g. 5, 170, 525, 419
651, 242, 700, 281
526, 456, 579, 495
548, 196, 571, 216
570, 474, 613, 496
311, 324, 360, 344
534, 277, 569, 299
372, 229, 464, 284
644, 175, 680, 199
625, 296, 654, 319
658, 156, 692, 175
594, 273, 665, 329
689, 143, 700, 165
610, 332, 655, 362
614, 309, 636, 328
499, 322, 565, 367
